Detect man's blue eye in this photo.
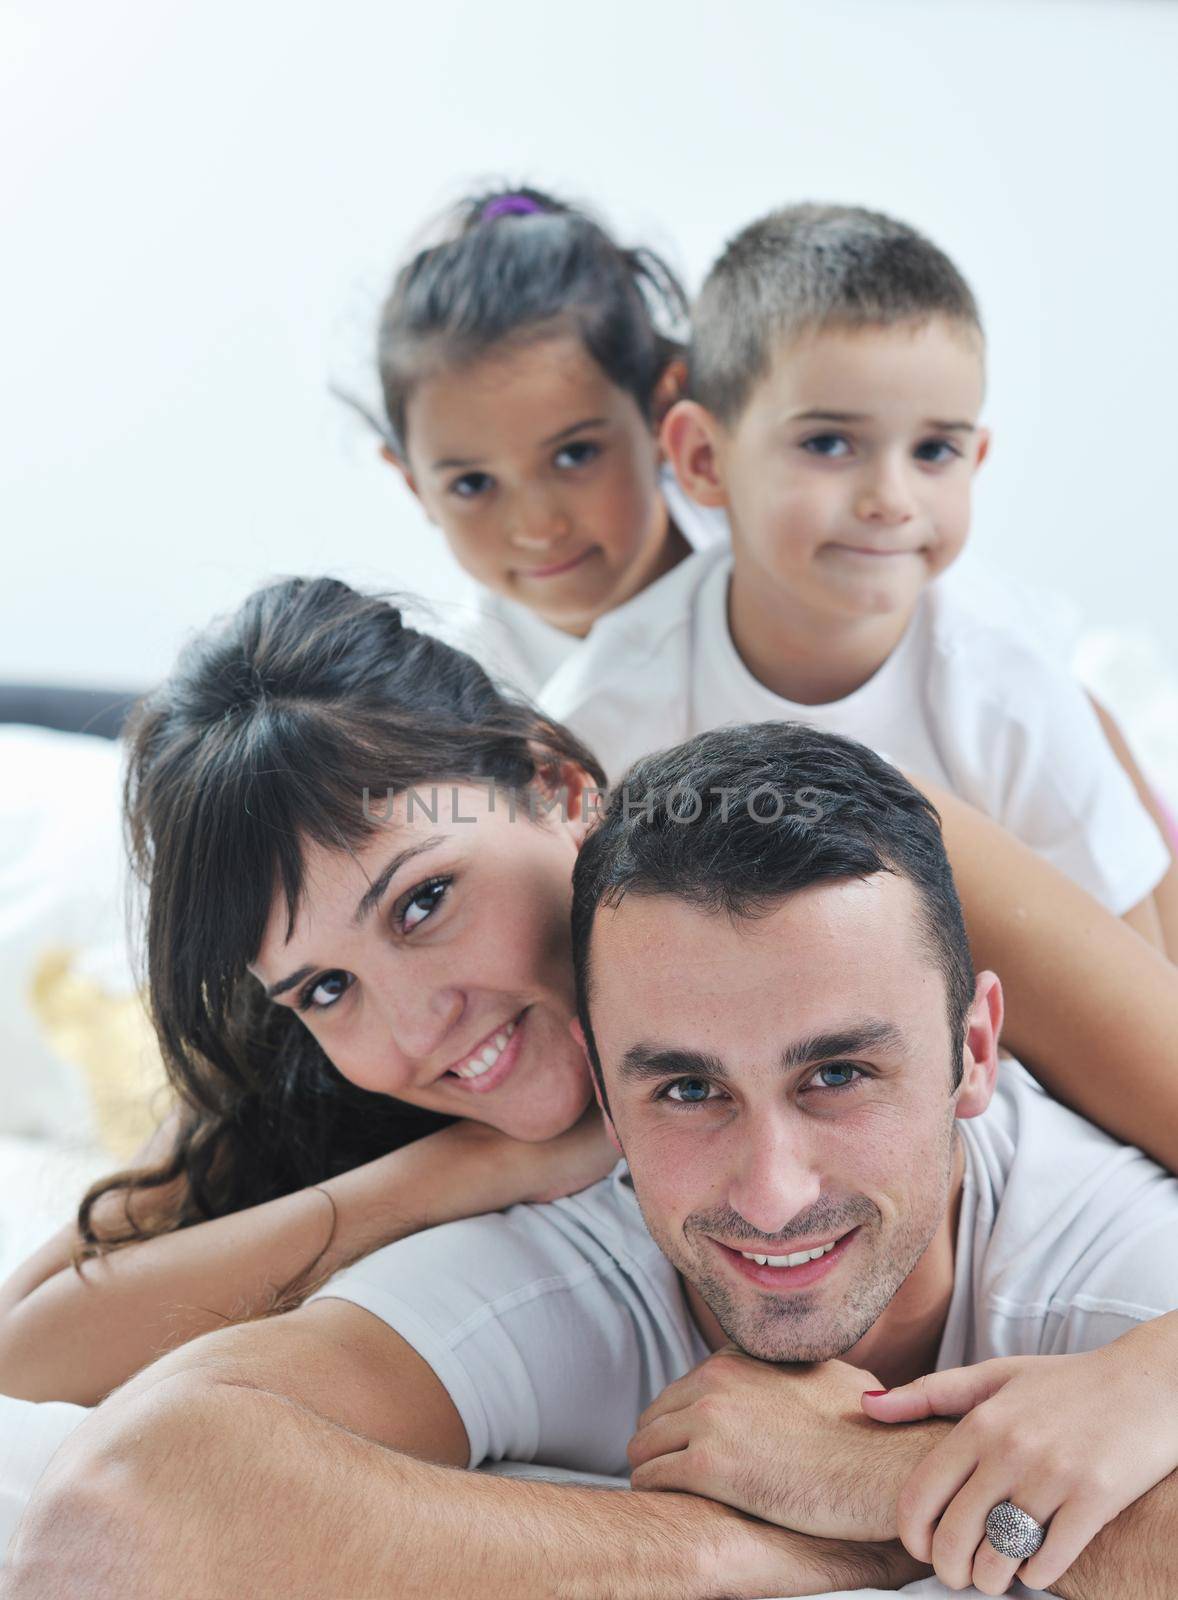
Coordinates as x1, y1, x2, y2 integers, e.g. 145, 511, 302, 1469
667, 1078, 712, 1103
816, 1063, 860, 1089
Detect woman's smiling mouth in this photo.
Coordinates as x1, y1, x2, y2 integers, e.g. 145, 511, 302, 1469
443, 1009, 529, 1094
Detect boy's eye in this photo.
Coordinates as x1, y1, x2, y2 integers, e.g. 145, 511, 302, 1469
801, 434, 852, 459
298, 971, 353, 1013
450, 471, 494, 499
398, 876, 450, 933
913, 439, 961, 465
663, 1077, 718, 1105
809, 1062, 864, 1092
554, 440, 600, 470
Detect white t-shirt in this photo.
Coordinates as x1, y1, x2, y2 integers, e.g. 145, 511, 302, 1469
441, 467, 728, 703
309, 1060, 1178, 1477
539, 545, 1168, 914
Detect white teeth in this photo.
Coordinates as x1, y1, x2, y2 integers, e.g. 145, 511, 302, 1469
740, 1240, 838, 1268
452, 1019, 517, 1081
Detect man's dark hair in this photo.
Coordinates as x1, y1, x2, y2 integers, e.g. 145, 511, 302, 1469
571, 724, 975, 1105
689, 201, 983, 426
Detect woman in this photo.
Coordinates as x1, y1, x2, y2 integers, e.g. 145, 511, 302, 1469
2, 575, 1176, 1407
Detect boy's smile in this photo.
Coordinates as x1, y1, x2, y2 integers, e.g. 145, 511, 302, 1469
668, 315, 989, 703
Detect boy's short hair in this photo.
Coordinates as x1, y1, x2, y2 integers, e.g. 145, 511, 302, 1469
689, 202, 983, 426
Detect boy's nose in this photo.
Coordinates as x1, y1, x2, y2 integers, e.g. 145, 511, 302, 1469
726, 1117, 821, 1238
854, 462, 916, 525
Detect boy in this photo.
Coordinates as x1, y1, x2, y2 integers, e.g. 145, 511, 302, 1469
540, 203, 1174, 938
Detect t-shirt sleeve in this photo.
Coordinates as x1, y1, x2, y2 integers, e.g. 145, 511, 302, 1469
304, 1188, 695, 1476
937, 632, 1169, 913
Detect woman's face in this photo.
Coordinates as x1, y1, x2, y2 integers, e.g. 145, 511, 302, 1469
249, 778, 594, 1141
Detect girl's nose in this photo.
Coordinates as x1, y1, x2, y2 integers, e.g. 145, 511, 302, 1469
509, 491, 572, 551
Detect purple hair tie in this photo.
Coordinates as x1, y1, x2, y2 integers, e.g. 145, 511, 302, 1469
480, 194, 545, 222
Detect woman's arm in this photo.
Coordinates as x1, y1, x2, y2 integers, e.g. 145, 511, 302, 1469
1087, 691, 1178, 961
0, 1108, 614, 1406
923, 777, 1178, 1173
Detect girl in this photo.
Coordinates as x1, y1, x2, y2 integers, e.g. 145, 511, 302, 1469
360, 184, 725, 697
1, 576, 1177, 1413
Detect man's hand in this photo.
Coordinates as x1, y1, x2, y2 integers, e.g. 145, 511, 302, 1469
627, 1346, 951, 1541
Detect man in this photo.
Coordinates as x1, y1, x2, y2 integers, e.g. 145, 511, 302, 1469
6, 726, 1177, 1599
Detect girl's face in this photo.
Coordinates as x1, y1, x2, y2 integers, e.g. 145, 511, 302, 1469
394, 333, 680, 637
249, 777, 595, 1141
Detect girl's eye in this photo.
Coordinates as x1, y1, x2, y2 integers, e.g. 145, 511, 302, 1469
809, 1062, 864, 1092
663, 1077, 718, 1105
298, 971, 353, 1013
801, 434, 852, 459
398, 876, 450, 933
913, 438, 961, 465
554, 440, 600, 470
450, 471, 494, 499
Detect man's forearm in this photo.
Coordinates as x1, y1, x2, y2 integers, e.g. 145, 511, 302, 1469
1050, 1468, 1177, 1600
3, 1374, 920, 1600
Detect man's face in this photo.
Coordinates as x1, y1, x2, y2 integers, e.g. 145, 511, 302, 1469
588, 873, 989, 1363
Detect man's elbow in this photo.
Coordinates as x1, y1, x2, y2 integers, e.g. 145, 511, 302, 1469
3, 1373, 226, 1600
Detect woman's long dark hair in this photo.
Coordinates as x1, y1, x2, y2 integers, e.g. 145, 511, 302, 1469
73, 576, 605, 1302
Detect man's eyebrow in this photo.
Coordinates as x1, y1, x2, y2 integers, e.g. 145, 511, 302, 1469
778, 1020, 905, 1069
353, 838, 447, 924
616, 1020, 905, 1082
618, 1046, 728, 1083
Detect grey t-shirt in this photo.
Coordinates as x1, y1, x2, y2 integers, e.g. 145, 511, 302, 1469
309, 1061, 1178, 1474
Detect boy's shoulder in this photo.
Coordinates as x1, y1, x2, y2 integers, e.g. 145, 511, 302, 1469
919, 568, 1085, 710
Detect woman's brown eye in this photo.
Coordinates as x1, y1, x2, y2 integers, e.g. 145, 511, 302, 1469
401, 878, 450, 932
301, 971, 352, 1011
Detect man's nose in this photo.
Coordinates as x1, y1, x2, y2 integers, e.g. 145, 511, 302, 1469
853, 456, 916, 525
508, 489, 572, 551
726, 1115, 821, 1239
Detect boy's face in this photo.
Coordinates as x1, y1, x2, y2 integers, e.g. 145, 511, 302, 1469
697, 317, 987, 625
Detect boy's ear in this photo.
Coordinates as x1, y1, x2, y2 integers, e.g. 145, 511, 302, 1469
972, 427, 992, 472
570, 1018, 623, 1152
953, 971, 1003, 1121
380, 444, 429, 512
660, 400, 729, 509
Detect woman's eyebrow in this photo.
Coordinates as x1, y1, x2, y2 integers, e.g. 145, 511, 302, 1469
353, 838, 447, 924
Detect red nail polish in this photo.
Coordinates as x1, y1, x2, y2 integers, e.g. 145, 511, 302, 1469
863, 1389, 889, 1396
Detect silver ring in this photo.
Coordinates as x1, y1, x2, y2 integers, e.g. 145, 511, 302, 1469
985, 1500, 1046, 1561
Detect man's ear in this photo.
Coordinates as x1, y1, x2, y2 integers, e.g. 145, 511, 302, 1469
380, 444, 431, 516
954, 971, 1003, 1121
660, 400, 729, 509
570, 1018, 622, 1152
972, 427, 991, 472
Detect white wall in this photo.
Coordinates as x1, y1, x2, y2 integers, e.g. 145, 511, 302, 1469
2, 0, 1176, 688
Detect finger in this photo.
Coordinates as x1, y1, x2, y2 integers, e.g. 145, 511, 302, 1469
626, 1409, 693, 1471
630, 1441, 706, 1495
970, 1489, 1058, 1598
634, 1372, 705, 1433
930, 1462, 1017, 1593
861, 1361, 1013, 1424
895, 1426, 982, 1561
1019, 1493, 1110, 1593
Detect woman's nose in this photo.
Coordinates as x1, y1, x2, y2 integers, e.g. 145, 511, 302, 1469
370, 982, 466, 1082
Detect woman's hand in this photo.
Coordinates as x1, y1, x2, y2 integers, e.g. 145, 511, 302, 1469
419, 1105, 618, 1220
861, 1320, 1178, 1594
